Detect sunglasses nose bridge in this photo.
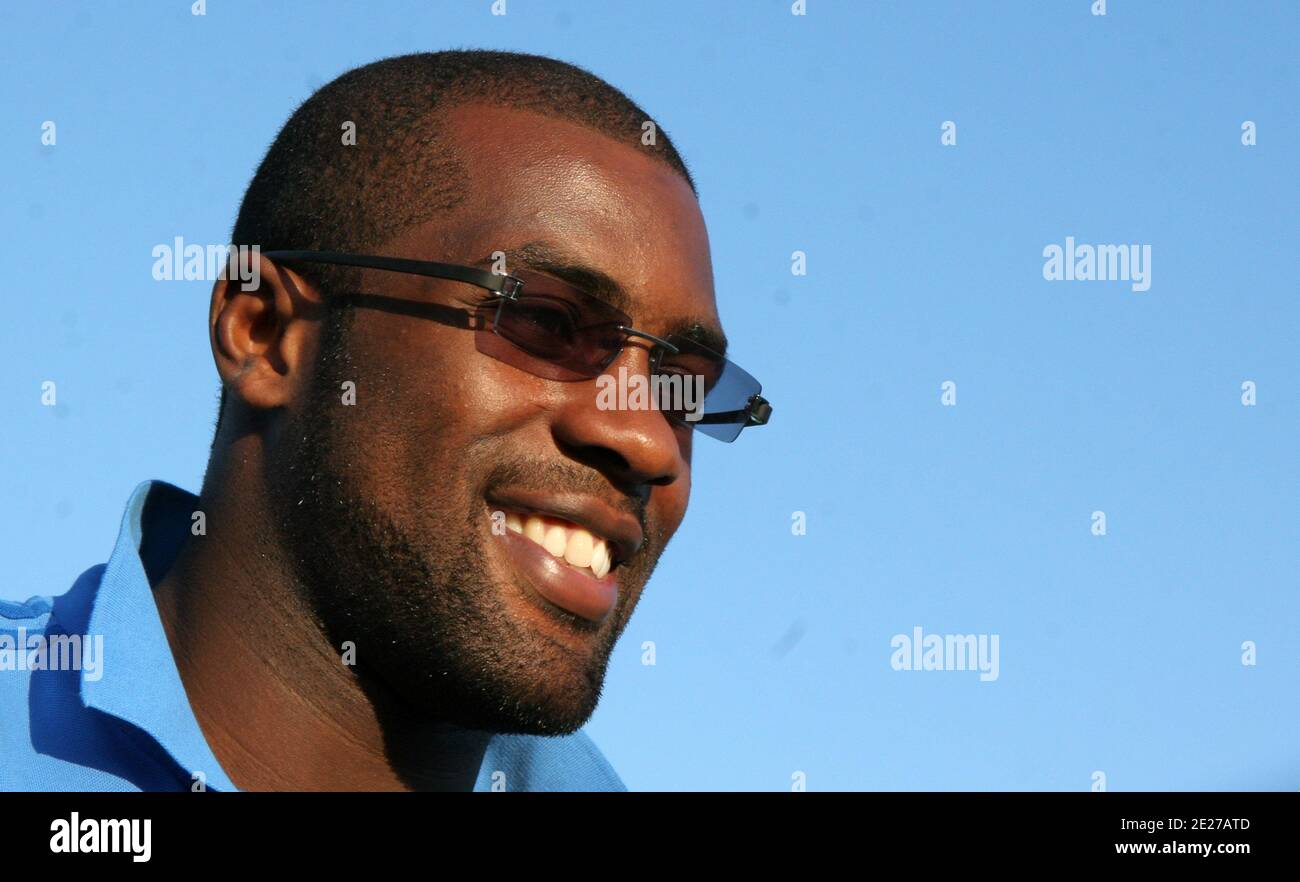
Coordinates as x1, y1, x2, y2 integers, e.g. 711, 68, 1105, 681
603, 325, 678, 374
596, 340, 626, 372
620, 326, 678, 372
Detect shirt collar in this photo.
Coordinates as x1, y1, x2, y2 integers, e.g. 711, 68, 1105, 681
81, 479, 239, 792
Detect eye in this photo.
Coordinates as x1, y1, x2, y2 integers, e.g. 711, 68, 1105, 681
514, 296, 580, 341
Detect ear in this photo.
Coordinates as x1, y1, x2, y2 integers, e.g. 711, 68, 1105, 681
209, 253, 325, 416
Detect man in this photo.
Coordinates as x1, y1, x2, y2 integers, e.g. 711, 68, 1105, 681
1, 50, 769, 791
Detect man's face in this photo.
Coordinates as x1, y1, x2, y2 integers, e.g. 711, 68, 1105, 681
266, 104, 720, 734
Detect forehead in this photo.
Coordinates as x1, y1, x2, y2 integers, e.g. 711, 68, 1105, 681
422, 103, 719, 334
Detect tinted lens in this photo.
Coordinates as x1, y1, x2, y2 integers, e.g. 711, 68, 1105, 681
475, 269, 631, 379
475, 270, 631, 381
657, 335, 764, 442
475, 275, 768, 442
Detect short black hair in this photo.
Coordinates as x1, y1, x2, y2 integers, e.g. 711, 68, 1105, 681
215, 49, 697, 431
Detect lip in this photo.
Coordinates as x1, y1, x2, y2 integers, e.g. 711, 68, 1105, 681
496, 525, 619, 623
484, 490, 643, 626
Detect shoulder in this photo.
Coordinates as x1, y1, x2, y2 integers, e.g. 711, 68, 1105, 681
0, 564, 107, 712
0, 565, 129, 791
476, 729, 627, 792
0, 594, 54, 628
1, 564, 105, 638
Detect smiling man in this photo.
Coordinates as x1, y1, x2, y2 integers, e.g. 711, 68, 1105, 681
0, 50, 769, 792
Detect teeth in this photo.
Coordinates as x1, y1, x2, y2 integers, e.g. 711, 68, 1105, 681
515, 513, 614, 579
590, 540, 610, 579
564, 529, 593, 568
542, 524, 568, 557
523, 515, 545, 544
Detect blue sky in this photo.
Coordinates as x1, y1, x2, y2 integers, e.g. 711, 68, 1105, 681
2, 0, 1296, 790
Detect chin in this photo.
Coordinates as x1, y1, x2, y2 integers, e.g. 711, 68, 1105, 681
449, 689, 600, 737
481, 668, 606, 736
371, 645, 606, 736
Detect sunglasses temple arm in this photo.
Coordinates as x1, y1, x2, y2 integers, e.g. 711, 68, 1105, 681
694, 395, 772, 427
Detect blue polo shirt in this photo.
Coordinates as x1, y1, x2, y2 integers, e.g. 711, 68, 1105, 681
0, 479, 626, 792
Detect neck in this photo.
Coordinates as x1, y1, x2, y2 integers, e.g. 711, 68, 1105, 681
151, 436, 491, 791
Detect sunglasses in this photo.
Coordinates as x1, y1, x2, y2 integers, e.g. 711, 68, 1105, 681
263, 250, 771, 442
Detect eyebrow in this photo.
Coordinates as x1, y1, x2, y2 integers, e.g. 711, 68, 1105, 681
671, 321, 730, 360
474, 241, 729, 357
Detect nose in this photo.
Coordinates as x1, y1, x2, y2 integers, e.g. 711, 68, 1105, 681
550, 342, 687, 492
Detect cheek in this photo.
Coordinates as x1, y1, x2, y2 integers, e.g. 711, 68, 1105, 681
344, 319, 554, 481
653, 466, 692, 539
